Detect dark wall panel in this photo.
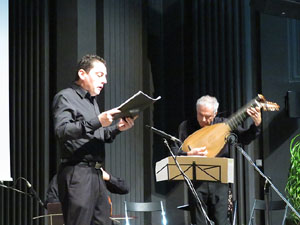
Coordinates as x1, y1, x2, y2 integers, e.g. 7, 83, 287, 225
0, 0, 50, 225
259, 14, 300, 225
102, 1, 151, 224
55, 0, 78, 92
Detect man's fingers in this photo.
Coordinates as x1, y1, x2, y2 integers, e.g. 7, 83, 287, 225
247, 107, 261, 115
247, 108, 256, 117
120, 117, 134, 127
125, 117, 134, 126
99, 109, 121, 127
189, 147, 208, 156
193, 146, 206, 151
118, 117, 136, 131
108, 108, 121, 115
247, 108, 260, 118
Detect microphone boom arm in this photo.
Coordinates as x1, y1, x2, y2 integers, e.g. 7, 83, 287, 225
146, 125, 182, 144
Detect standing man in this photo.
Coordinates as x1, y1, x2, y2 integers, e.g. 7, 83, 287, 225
176, 95, 261, 225
52, 54, 135, 225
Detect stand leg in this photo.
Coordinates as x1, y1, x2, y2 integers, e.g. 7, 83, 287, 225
264, 180, 270, 225
234, 143, 300, 222
163, 139, 214, 225
191, 161, 197, 224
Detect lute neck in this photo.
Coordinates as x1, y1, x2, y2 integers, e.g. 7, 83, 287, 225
226, 96, 260, 131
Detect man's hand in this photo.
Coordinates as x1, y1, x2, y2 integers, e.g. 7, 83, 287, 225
118, 117, 136, 131
98, 108, 120, 127
101, 168, 110, 181
187, 146, 208, 156
247, 106, 262, 126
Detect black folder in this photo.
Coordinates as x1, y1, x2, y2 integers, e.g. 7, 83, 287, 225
113, 91, 161, 120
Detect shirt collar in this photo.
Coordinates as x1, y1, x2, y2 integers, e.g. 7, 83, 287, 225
71, 83, 95, 101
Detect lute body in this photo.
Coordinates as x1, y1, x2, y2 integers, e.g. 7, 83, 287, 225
181, 94, 279, 157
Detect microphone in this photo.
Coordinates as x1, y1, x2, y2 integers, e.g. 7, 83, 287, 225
146, 125, 182, 144
226, 133, 237, 144
26, 181, 45, 208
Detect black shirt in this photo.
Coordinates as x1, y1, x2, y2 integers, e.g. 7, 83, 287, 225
177, 116, 261, 157
52, 83, 121, 162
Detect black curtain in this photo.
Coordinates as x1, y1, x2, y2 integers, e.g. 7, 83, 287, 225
148, 0, 250, 132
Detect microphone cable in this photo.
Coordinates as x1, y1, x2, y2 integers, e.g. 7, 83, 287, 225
0, 177, 45, 208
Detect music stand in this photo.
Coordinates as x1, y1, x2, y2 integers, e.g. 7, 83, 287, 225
162, 140, 216, 224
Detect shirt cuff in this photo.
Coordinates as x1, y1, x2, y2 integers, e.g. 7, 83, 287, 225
251, 123, 261, 132
109, 175, 118, 184
179, 151, 187, 156
111, 124, 122, 136
90, 116, 102, 130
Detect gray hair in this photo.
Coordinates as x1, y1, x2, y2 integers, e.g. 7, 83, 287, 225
196, 95, 219, 113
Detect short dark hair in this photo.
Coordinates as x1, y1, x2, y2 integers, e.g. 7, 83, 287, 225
75, 54, 106, 80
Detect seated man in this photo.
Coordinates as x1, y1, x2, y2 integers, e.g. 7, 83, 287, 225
45, 168, 129, 207
173, 95, 261, 225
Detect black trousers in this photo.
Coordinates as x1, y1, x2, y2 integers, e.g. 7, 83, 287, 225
57, 163, 111, 225
189, 182, 229, 225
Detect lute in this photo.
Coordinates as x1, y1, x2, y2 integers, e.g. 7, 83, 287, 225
181, 94, 279, 157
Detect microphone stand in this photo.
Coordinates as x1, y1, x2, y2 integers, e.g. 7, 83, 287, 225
147, 125, 214, 225
228, 134, 300, 224
146, 125, 182, 144
0, 178, 46, 208
0, 181, 30, 196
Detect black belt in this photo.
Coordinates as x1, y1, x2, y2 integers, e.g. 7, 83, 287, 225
61, 159, 102, 169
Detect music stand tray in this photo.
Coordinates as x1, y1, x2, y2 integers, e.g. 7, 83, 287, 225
155, 156, 234, 183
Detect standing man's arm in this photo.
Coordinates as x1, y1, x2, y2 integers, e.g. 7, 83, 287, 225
53, 93, 135, 142
44, 174, 59, 207
101, 168, 129, 194
102, 117, 136, 143
52, 94, 103, 141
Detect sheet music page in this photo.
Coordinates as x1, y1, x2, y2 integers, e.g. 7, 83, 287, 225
113, 91, 161, 120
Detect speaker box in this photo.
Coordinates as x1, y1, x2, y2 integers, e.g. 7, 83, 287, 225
287, 91, 300, 118
250, 0, 300, 20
